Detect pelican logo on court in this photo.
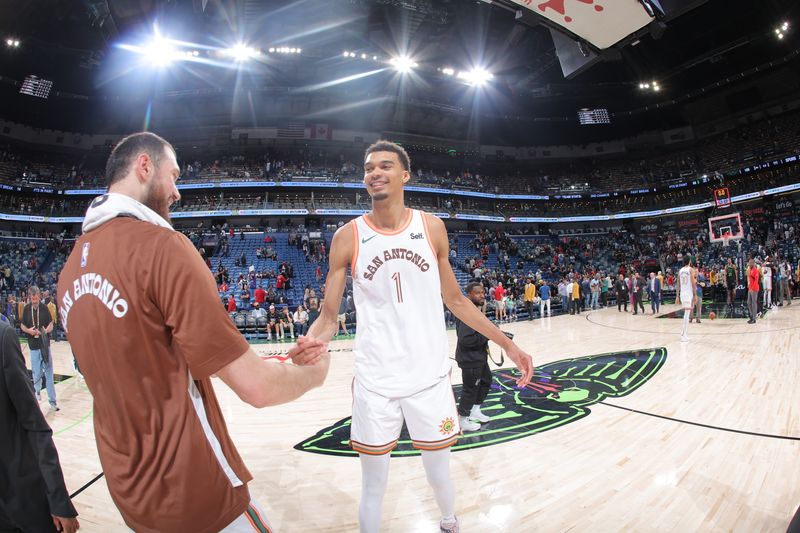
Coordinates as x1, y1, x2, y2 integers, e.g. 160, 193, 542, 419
295, 348, 667, 457
439, 417, 456, 435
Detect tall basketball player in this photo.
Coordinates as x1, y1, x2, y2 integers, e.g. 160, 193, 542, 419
678, 256, 697, 342
289, 140, 534, 533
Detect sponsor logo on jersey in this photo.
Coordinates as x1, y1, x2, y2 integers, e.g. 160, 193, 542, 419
361, 235, 377, 244
410, 232, 424, 240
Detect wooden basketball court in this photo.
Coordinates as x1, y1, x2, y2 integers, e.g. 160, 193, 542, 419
29, 302, 800, 532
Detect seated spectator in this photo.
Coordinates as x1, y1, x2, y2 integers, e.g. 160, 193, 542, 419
293, 305, 309, 336
226, 295, 236, 313
279, 307, 295, 339
219, 281, 229, 293
250, 302, 267, 320
266, 304, 280, 340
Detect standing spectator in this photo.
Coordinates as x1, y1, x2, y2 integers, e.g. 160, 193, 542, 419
254, 284, 266, 305
692, 270, 707, 323
336, 296, 349, 336
493, 282, 506, 322
523, 279, 536, 320
632, 273, 646, 315
779, 259, 792, 306
0, 320, 79, 533
538, 281, 551, 317
589, 274, 600, 310
747, 258, 760, 323
648, 272, 662, 314
20, 286, 57, 411
615, 274, 629, 312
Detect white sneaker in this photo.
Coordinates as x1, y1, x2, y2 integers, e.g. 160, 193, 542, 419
469, 405, 491, 423
440, 516, 459, 533
680, 335, 689, 342
459, 416, 480, 432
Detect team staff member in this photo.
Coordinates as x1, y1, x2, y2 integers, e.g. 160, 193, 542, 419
454, 282, 493, 433
58, 132, 329, 533
0, 320, 79, 533
21, 286, 57, 410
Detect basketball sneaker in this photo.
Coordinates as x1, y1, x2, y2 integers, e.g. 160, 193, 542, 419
469, 405, 491, 423
459, 416, 480, 432
680, 335, 689, 343
440, 516, 459, 533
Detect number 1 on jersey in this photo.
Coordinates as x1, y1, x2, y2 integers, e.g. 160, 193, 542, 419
392, 272, 403, 303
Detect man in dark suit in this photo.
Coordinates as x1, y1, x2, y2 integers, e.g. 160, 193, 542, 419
648, 272, 662, 314
0, 320, 79, 533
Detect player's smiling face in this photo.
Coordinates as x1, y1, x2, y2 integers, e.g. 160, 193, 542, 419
363, 151, 409, 201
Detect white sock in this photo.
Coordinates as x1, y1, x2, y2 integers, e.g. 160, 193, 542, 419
681, 309, 690, 337
359, 452, 391, 533
421, 448, 456, 521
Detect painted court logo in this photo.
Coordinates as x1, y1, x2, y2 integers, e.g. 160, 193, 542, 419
295, 348, 667, 457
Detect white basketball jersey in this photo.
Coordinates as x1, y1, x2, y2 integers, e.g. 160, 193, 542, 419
679, 266, 693, 304
351, 209, 450, 397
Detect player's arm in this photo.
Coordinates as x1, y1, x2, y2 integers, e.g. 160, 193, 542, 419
427, 213, 533, 386
288, 223, 353, 365
216, 346, 328, 408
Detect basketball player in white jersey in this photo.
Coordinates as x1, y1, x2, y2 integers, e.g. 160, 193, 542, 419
289, 140, 534, 533
678, 256, 697, 342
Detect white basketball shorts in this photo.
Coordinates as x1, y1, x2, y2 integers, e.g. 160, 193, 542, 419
349, 376, 460, 455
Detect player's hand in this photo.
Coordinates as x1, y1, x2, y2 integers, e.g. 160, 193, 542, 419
505, 344, 534, 388
289, 335, 328, 366
52, 515, 79, 533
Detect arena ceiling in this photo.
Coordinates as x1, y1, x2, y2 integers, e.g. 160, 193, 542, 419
0, 0, 798, 145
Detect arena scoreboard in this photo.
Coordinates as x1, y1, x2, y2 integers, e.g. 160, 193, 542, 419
713, 187, 731, 208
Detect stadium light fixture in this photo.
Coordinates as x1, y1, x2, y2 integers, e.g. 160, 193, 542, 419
457, 68, 494, 86
441, 67, 455, 76
225, 43, 258, 61
775, 22, 789, 40
6, 38, 20, 48
143, 36, 178, 67
391, 56, 417, 73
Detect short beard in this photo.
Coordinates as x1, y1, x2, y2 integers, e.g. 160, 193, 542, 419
142, 184, 172, 225
371, 192, 389, 202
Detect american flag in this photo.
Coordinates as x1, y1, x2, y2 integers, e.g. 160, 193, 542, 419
277, 122, 306, 139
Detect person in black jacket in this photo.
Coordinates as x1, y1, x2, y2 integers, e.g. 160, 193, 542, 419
615, 274, 629, 312
454, 282, 493, 433
0, 321, 79, 533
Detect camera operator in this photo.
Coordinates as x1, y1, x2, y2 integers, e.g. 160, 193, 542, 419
454, 282, 496, 432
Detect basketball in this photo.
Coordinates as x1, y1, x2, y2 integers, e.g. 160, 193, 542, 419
709, 311, 716, 320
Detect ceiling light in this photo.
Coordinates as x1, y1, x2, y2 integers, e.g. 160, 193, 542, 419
372, 55, 378, 60
457, 68, 494, 85
226, 43, 258, 61
391, 56, 417, 73
442, 67, 455, 76
343, 51, 349, 57
143, 37, 178, 67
